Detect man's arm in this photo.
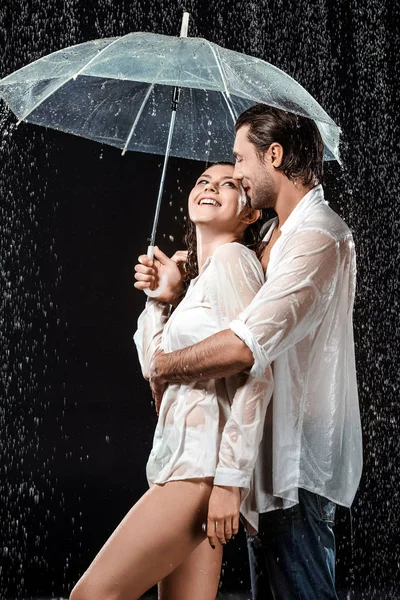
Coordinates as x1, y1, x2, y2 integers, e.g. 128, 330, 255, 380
152, 230, 341, 386
152, 328, 254, 384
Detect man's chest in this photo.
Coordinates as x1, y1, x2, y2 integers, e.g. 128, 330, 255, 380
260, 228, 282, 272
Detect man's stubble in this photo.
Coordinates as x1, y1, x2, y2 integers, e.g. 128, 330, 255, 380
250, 162, 277, 211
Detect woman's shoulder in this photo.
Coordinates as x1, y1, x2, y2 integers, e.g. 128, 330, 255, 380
212, 241, 259, 264
209, 242, 264, 284
204, 241, 265, 307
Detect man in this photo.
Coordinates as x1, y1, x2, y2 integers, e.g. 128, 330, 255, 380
134, 104, 362, 600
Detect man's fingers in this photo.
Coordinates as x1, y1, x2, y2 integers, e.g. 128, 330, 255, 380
150, 376, 166, 415
155, 390, 164, 414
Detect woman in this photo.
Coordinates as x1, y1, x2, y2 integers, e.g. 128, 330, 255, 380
70, 163, 273, 600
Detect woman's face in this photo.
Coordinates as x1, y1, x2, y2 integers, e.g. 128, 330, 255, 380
188, 163, 248, 231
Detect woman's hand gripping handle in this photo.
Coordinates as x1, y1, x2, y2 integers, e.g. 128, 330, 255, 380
134, 246, 187, 307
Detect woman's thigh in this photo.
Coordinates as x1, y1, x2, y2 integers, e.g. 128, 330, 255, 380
70, 478, 216, 600
160, 537, 223, 600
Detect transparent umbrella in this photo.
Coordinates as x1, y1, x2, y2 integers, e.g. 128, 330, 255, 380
0, 12, 341, 294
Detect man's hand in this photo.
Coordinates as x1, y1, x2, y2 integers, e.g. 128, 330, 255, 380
134, 247, 187, 306
207, 485, 241, 548
150, 376, 167, 415
149, 349, 167, 414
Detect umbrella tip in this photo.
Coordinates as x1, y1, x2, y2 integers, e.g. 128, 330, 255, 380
180, 12, 190, 37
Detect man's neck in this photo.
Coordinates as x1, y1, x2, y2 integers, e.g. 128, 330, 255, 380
274, 182, 313, 229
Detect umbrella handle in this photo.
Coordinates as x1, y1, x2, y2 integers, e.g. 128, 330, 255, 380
144, 245, 168, 298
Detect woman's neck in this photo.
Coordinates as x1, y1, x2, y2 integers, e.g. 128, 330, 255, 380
195, 228, 240, 271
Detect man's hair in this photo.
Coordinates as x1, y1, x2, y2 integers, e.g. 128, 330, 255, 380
235, 104, 324, 186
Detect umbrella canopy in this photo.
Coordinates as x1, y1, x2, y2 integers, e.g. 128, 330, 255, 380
0, 32, 340, 163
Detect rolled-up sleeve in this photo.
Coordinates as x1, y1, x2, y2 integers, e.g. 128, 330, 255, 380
231, 230, 340, 378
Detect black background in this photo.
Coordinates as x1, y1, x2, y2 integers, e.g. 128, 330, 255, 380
0, 0, 399, 598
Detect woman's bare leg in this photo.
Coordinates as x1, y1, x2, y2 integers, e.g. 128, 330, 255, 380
70, 478, 220, 600
160, 537, 223, 600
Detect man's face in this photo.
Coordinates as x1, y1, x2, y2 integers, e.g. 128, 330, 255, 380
233, 125, 278, 210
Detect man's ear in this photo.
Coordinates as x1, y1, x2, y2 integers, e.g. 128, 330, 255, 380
268, 142, 284, 168
242, 208, 261, 225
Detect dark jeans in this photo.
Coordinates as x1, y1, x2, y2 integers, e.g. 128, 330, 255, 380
247, 489, 338, 600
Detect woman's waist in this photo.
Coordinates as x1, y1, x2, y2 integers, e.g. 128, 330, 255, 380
162, 312, 219, 352
159, 380, 230, 425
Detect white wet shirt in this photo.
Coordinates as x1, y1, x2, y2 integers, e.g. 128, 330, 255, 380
134, 242, 274, 532
230, 184, 363, 524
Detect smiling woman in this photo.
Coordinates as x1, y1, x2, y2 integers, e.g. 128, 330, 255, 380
183, 163, 262, 285
69, 163, 273, 600
190, 166, 247, 214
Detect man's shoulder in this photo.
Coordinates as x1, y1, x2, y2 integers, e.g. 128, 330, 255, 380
300, 202, 352, 241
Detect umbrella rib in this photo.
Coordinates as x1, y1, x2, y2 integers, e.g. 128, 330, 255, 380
121, 52, 181, 156
221, 91, 238, 125
17, 35, 128, 124
72, 36, 124, 80
121, 83, 155, 156
204, 40, 231, 98
204, 40, 237, 124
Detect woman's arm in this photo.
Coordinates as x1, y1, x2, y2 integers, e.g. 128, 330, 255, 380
133, 248, 188, 380
133, 298, 171, 380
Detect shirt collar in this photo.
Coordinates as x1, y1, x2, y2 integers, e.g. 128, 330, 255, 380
280, 184, 326, 235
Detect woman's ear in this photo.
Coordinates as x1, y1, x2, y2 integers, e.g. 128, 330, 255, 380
241, 208, 261, 225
